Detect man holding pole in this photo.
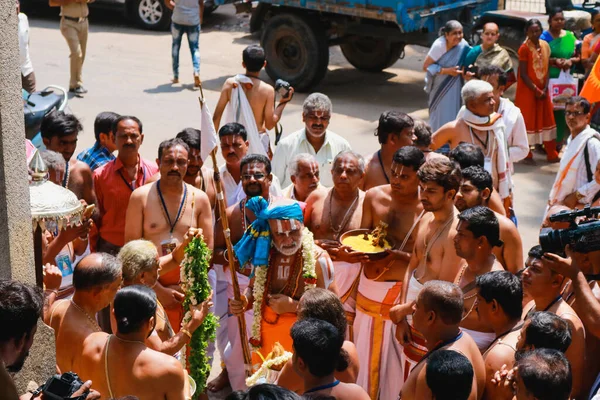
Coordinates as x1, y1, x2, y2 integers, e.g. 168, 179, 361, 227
124, 138, 213, 330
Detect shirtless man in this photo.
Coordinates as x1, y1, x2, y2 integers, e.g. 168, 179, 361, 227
454, 206, 504, 352
356, 146, 425, 399
362, 111, 416, 190
282, 153, 321, 202
46, 253, 122, 374
213, 44, 294, 155
305, 150, 365, 336
455, 166, 523, 272
290, 319, 370, 399
124, 138, 213, 331
41, 111, 97, 209
80, 285, 188, 400
474, 271, 523, 400
431, 80, 513, 209
393, 157, 464, 377
523, 245, 586, 399
413, 120, 446, 162
400, 281, 486, 400
148, 128, 216, 209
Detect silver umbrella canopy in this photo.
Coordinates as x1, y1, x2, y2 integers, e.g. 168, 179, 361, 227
29, 150, 83, 286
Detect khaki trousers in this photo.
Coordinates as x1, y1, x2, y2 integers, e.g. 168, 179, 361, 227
60, 17, 88, 89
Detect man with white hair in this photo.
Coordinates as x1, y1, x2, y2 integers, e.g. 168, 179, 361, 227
283, 153, 322, 202
431, 79, 513, 206
272, 93, 351, 187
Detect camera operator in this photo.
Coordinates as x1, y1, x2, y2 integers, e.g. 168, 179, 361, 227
0, 280, 100, 400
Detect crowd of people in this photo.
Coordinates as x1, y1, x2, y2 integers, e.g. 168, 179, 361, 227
5, 3, 600, 400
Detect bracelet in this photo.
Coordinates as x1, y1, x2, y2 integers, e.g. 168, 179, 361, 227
181, 328, 192, 339
44, 289, 58, 296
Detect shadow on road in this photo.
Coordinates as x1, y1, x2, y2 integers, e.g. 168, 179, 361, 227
144, 82, 197, 94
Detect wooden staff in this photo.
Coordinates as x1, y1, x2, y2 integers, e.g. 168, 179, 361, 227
197, 92, 253, 376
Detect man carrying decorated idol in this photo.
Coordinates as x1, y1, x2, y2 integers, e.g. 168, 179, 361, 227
228, 196, 336, 368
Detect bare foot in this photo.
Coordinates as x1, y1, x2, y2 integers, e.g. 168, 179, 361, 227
207, 368, 229, 392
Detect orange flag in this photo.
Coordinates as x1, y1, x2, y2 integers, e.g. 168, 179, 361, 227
581, 56, 600, 103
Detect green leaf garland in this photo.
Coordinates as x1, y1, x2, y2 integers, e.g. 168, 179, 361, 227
180, 236, 219, 396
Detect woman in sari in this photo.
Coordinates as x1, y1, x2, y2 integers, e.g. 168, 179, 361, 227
583, 9, 600, 74
541, 7, 580, 144
423, 20, 471, 131
515, 19, 558, 162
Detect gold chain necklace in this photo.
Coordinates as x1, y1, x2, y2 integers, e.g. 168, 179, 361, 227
70, 300, 101, 332
329, 189, 359, 240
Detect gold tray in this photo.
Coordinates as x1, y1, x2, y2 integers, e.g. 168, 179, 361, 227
339, 229, 394, 261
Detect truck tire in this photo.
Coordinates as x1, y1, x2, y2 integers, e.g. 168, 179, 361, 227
261, 13, 329, 92
341, 37, 403, 72
129, 0, 172, 30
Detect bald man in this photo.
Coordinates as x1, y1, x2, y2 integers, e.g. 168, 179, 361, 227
46, 252, 122, 374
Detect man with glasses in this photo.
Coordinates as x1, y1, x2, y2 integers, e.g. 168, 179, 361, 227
272, 93, 351, 188
549, 97, 600, 210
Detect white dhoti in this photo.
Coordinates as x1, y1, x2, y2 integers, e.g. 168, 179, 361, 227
354, 272, 404, 400
462, 328, 496, 352
401, 271, 428, 382
333, 261, 361, 341
223, 270, 253, 391
212, 264, 229, 361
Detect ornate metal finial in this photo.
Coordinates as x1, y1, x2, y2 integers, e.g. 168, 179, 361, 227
29, 150, 48, 183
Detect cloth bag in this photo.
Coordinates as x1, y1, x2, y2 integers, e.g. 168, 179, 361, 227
549, 71, 578, 109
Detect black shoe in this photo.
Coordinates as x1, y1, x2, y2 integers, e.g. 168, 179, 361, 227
69, 86, 88, 95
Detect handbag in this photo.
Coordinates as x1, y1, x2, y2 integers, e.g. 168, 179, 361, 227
549, 70, 578, 110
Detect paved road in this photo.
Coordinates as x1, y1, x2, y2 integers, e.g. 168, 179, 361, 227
25, 4, 558, 395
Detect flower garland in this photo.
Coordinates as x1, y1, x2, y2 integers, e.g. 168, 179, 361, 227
249, 227, 317, 348
245, 351, 293, 387
180, 235, 219, 396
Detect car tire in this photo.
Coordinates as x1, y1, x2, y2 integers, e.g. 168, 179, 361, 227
341, 36, 404, 72
261, 12, 329, 92
129, 0, 172, 30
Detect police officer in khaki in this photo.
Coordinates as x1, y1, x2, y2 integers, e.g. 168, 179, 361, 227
50, 0, 91, 96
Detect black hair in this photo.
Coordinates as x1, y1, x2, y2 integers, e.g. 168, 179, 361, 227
176, 128, 201, 150
417, 157, 462, 194
219, 122, 248, 141
158, 138, 190, 160
420, 281, 464, 325
112, 115, 143, 135
515, 348, 572, 400
291, 319, 344, 378
240, 154, 272, 175
548, 7, 564, 20
591, 8, 600, 19
458, 206, 502, 247
528, 245, 544, 260
525, 19, 544, 33
449, 143, 485, 169
478, 65, 508, 87
94, 111, 120, 142
476, 271, 523, 320
225, 384, 302, 400
413, 120, 433, 148
73, 253, 122, 291
426, 350, 474, 400
524, 311, 572, 352
114, 285, 157, 334
461, 166, 493, 194
242, 45, 266, 73
565, 96, 591, 114
40, 111, 83, 140
392, 146, 425, 172
0, 280, 43, 343
375, 111, 414, 145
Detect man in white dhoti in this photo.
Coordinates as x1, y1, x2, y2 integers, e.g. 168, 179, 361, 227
549, 97, 600, 211
356, 146, 426, 399
212, 45, 294, 157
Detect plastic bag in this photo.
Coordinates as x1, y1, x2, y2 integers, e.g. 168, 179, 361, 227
549, 70, 578, 110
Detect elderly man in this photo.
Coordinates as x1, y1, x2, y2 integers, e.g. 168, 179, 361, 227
362, 111, 416, 190
356, 146, 425, 399
282, 153, 321, 202
272, 93, 351, 187
118, 239, 211, 357
305, 150, 364, 336
125, 138, 213, 331
229, 197, 334, 369
400, 281, 486, 400
46, 253, 122, 373
464, 23, 515, 85
93, 115, 158, 255
432, 80, 513, 206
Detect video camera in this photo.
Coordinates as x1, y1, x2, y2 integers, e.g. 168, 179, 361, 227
540, 205, 600, 255
31, 372, 88, 400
